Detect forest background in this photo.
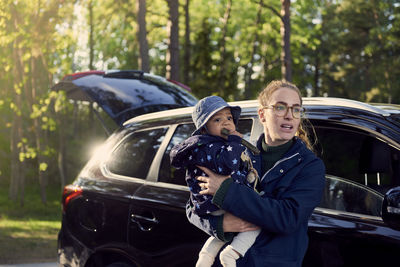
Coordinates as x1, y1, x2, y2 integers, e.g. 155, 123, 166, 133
0, 0, 399, 263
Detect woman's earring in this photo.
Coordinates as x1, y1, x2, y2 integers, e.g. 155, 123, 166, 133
260, 112, 266, 122
259, 109, 266, 122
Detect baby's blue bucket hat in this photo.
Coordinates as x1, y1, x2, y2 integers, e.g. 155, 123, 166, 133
192, 95, 241, 136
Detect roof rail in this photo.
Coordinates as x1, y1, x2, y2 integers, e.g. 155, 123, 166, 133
303, 97, 391, 116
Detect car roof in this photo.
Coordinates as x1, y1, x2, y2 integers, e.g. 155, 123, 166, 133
303, 97, 398, 117
124, 97, 399, 125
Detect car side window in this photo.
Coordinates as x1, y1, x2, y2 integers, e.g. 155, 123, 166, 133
319, 175, 383, 217
158, 124, 195, 186
158, 119, 253, 186
106, 127, 168, 179
236, 119, 253, 142
313, 125, 400, 194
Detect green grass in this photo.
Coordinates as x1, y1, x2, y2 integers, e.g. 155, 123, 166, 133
0, 181, 62, 264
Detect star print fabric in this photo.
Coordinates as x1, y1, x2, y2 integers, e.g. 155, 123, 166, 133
170, 134, 256, 215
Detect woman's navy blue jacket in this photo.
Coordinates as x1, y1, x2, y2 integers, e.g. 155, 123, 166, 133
170, 134, 256, 215
186, 135, 326, 267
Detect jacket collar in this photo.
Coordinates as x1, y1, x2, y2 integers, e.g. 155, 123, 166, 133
256, 135, 308, 183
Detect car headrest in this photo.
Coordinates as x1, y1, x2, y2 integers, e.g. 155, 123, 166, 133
359, 137, 392, 174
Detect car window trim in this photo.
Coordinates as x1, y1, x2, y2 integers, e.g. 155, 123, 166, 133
308, 118, 400, 149
147, 180, 189, 191
101, 164, 148, 185
313, 207, 383, 223
102, 164, 189, 193
146, 124, 178, 182
249, 117, 263, 145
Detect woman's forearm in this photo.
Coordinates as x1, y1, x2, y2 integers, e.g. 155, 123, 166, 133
219, 160, 325, 234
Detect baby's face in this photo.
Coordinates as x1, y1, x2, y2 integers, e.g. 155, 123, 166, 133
205, 107, 236, 138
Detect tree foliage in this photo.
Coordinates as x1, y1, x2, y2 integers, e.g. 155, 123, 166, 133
0, 0, 399, 204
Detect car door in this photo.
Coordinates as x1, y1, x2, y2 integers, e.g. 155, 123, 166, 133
127, 123, 206, 267
127, 119, 255, 266
304, 175, 400, 267
92, 126, 170, 251
302, 118, 400, 266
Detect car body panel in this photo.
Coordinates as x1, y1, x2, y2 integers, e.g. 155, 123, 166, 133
305, 210, 400, 266
127, 184, 206, 266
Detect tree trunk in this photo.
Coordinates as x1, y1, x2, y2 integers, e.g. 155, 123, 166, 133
280, 0, 292, 81
29, 52, 48, 205
9, 25, 26, 205
244, 0, 263, 100
9, 97, 24, 204
314, 49, 320, 96
166, 0, 180, 81
217, 0, 232, 95
89, 0, 94, 70
371, 0, 391, 103
58, 114, 67, 191
9, 118, 19, 201
137, 0, 150, 72
183, 0, 190, 85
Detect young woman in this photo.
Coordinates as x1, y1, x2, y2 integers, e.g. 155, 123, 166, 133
188, 80, 326, 267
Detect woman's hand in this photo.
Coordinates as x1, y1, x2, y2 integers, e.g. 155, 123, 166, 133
223, 212, 259, 232
196, 166, 230, 195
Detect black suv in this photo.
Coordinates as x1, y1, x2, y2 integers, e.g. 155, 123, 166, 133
58, 92, 400, 266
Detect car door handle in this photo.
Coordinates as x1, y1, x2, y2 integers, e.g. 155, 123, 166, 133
130, 213, 159, 231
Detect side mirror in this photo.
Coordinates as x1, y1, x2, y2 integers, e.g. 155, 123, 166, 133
382, 186, 400, 231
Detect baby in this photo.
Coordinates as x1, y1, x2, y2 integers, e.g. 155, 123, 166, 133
170, 96, 259, 267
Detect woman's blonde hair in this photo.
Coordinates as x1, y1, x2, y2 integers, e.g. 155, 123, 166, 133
257, 80, 315, 151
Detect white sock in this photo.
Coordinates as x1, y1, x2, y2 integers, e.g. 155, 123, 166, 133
196, 237, 225, 267
219, 245, 240, 267
196, 251, 216, 267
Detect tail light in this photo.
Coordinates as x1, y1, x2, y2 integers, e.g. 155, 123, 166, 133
62, 184, 83, 212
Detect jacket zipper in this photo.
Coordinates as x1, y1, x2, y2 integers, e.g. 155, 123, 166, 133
260, 152, 300, 182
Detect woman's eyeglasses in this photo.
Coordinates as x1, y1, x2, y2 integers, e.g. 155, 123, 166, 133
263, 103, 305, 119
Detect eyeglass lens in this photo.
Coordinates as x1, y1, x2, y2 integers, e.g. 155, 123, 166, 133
273, 103, 303, 118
